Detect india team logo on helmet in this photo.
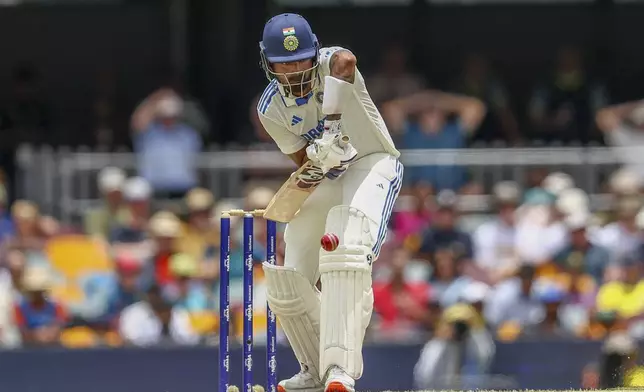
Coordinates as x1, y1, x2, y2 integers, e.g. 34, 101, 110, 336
283, 35, 299, 51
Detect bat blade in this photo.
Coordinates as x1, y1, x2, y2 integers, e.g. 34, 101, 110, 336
263, 162, 325, 223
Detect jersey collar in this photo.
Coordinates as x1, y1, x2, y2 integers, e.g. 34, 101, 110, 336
282, 91, 314, 107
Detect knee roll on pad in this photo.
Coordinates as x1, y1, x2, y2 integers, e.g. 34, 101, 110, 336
319, 205, 375, 380
322, 205, 375, 252
263, 263, 322, 377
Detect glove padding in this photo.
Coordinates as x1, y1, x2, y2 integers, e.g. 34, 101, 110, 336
306, 120, 357, 176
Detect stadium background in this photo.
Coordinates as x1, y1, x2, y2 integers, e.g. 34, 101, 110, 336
2, 0, 644, 391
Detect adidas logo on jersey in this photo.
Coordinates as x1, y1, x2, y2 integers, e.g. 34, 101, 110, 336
291, 115, 303, 126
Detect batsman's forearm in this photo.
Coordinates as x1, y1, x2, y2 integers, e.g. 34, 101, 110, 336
326, 51, 357, 120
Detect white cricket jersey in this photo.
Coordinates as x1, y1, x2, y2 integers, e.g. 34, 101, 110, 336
256, 46, 400, 159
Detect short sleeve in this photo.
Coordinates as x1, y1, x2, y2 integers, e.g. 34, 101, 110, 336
258, 112, 307, 155
319, 46, 352, 77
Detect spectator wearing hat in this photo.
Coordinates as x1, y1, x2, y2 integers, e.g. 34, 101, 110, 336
139, 211, 182, 290
417, 190, 473, 264
84, 167, 129, 239
593, 195, 642, 264
520, 284, 576, 338
132, 95, 202, 199
472, 182, 522, 283
109, 177, 152, 244
72, 254, 142, 329
414, 302, 494, 390
176, 188, 216, 262
14, 266, 67, 347
596, 252, 644, 320
542, 172, 575, 197
119, 283, 199, 347
514, 187, 568, 265
594, 169, 642, 229
373, 246, 432, 340
163, 253, 208, 312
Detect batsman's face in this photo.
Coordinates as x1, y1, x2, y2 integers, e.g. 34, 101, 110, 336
271, 59, 316, 97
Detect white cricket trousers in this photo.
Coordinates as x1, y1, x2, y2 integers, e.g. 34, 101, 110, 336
283, 152, 404, 285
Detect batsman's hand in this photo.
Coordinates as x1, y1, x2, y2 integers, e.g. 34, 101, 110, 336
305, 130, 357, 177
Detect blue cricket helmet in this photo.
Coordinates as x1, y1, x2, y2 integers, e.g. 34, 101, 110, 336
259, 13, 321, 98
260, 13, 319, 63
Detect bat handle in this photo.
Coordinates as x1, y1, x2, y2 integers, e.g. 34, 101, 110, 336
338, 135, 350, 148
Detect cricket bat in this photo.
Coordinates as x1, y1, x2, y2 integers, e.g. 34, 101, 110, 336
263, 135, 351, 223
262, 161, 325, 223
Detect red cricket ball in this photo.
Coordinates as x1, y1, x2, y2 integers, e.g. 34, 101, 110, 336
321, 233, 339, 252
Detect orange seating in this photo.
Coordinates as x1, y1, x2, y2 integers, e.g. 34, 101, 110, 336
46, 235, 112, 278
190, 312, 219, 335
60, 326, 98, 348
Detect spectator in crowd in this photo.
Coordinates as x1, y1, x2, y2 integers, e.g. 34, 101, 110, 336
131, 86, 210, 140
528, 46, 607, 144
485, 265, 542, 329
367, 43, 426, 105
0, 185, 15, 242
414, 302, 495, 389
593, 195, 641, 263
430, 248, 470, 308
417, 190, 473, 263
14, 266, 67, 347
382, 89, 486, 190
554, 214, 609, 285
0, 249, 26, 347
84, 167, 129, 239
451, 53, 520, 144
139, 211, 182, 291
0, 200, 50, 264
119, 284, 198, 347
596, 252, 644, 321
597, 100, 644, 180
163, 253, 208, 312
472, 182, 522, 284
72, 254, 142, 329
109, 177, 152, 246
373, 246, 432, 340
514, 187, 568, 265
521, 285, 579, 338
176, 188, 216, 262
131, 95, 202, 199
393, 183, 433, 248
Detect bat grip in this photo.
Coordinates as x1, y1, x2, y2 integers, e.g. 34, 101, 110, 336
338, 135, 350, 148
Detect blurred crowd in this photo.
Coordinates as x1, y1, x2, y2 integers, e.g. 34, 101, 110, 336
2, 157, 644, 351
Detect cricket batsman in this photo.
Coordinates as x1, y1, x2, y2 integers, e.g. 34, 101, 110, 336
257, 13, 403, 392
